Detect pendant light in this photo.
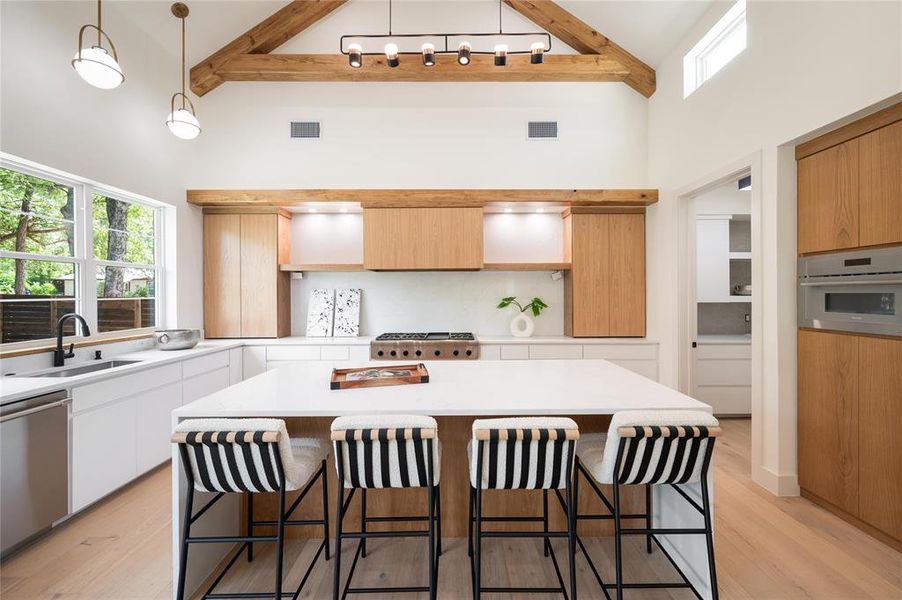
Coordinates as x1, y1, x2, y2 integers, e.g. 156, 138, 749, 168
166, 3, 200, 140
71, 0, 124, 89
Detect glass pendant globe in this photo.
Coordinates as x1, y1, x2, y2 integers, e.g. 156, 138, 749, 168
166, 108, 201, 140
72, 45, 124, 89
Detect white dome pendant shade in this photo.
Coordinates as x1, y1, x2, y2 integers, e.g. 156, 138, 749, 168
166, 3, 200, 140
71, 1, 124, 91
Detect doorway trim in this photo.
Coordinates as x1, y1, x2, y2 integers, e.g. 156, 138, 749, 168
675, 151, 765, 488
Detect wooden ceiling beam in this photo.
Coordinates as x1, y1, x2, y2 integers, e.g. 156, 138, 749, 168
503, 0, 656, 97
187, 189, 659, 208
215, 53, 630, 83
190, 0, 348, 96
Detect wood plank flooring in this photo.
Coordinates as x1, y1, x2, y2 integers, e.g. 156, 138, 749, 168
2, 419, 901, 599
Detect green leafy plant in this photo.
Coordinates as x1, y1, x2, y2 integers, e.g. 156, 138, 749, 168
497, 296, 549, 317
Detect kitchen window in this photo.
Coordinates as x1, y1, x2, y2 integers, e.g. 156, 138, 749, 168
0, 158, 164, 344
683, 0, 747, 98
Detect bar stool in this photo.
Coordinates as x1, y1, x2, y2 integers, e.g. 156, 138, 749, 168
468, 417, 580, 599
574, 410, 721, 600
172, 418, 330, 600
330, 414, 442, 599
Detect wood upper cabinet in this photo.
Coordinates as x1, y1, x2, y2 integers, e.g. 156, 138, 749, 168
798, 139, 860, 254
564, 211, 645, 337
204, 211, 290, 338
859, 120, 902, 247
363, 207, 483, 270
797, 329, 859, 515
858, 336, 902, 541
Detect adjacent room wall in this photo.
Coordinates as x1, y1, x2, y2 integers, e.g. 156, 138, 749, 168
0, 0, 204, 329
647, 0, 902, 494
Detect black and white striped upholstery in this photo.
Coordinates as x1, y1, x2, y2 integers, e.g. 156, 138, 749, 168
577, 410, 720, 485
331, 415, 441, 489
174, 418, 326, 493
469, 417, 579, 490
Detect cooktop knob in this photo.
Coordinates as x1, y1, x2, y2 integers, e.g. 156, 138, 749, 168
415, 350, 422, 356
390, 350, 397, 357
453, 349, 460, 356
466, 349, 473, 356
402, 350, 409, 356
434, 350, 441, 357
377, 350, 384, 357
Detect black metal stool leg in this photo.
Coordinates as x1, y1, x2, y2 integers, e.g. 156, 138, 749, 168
474, 482, 483, 600
247, 492, 254, 562
322, 462, 331, 560
436, 484, 443, 556
427, 439, 437, 600
612, 481, 624, 600
175, 486, 194, 600
274, 486, 286, 600
333, 469, 345, 600
566, 480, 578, 600
543, 489, 551, 557
360, 489, 367, 558
645, 484, 653, 555
701, 479, 719, 600
467, 487, 474, 558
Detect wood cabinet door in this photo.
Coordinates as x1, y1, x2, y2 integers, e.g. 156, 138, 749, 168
798, 330, 859, 515
363, 207, 483, 270
567, 213, 645, 337
203, 214, 241, 337
608, 213, 646, 336
859, 336, 902, 540
239, 214, 279, 337
798, 139, 860, 254
859, 120, 902, 247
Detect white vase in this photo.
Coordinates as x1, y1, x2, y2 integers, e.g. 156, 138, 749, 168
510, 312, 535, 337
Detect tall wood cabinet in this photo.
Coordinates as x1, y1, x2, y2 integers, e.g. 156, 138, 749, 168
204, 210, 290, 338
797, 108, 901, 254
798, 329, 902, 546
563, 210, 645, 337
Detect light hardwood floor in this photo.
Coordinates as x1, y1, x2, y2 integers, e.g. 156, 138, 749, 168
2, 419, 901, 599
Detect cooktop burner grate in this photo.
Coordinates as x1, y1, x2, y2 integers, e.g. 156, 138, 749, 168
375, 332, 475, 341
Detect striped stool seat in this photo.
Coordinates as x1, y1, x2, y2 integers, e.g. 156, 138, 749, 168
330, 414, 442, 600
573, 410, 722, 600
468, 417, 580, 599
172, 418, 330, 600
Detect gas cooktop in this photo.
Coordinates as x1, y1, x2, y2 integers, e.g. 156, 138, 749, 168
371, 332, 479, 359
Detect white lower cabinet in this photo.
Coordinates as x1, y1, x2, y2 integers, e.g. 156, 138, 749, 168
136, 381, 183, 473
72, 397, 137, 511
182, 367, 230, 405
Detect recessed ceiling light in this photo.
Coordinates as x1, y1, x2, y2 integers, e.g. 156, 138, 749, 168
535, 207, 544, 213
340, 207, 349, 213
504, 207, 513, 213
308, 207, 317, 213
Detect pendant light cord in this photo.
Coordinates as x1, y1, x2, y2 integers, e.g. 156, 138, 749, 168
388, 0, 392, 35
97, 0, 102, 46
181, 15, 186, 109
499, 0, 503, 34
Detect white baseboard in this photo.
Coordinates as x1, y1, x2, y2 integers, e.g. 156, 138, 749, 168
753, 465, 800, 497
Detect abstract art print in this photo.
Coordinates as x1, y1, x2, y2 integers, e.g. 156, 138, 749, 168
333, 289, 361, 337
306, 289, 335, 337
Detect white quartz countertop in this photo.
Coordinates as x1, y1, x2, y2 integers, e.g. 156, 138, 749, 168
0, 341, 242, 404
696, 334, 751, 345
174, 359, 709, 418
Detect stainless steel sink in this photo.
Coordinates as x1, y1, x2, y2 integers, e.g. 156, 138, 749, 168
21, 360, 142, 378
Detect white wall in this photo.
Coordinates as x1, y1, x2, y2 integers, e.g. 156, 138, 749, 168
647, 0, 902, 494
0, 0, 204, 329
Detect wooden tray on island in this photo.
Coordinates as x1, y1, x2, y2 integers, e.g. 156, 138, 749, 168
330, 363, 429, 390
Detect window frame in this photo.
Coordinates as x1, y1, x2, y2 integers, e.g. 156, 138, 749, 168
683, 0, 747, 98
0, 154, 167, 349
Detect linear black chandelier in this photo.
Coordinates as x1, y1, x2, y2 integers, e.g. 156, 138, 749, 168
340, 0, 551, 68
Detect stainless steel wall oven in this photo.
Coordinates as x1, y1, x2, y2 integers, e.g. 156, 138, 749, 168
798, 246, 902, 337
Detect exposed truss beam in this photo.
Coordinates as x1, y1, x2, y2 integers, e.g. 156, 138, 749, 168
504, 0, 656, 97
190, 0, 348, 96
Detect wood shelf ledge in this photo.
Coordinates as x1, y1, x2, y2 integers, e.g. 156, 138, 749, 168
482, 263, 571, 271
280, 263, 364, 272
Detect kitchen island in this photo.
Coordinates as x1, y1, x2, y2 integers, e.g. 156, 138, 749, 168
172, 359, 715, 598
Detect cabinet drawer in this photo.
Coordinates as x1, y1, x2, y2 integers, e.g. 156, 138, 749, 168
267, 346, 321, 361
694, 385, 751, 415
321, 346, 350, 360
528, 345, 583, 360
695, 359, 752, 386
582, 344, 657, 361
349, 346, 371, 361
72, 363, 181, 413
479, 345, 501, 360
229, 348, 243, 385
136, 382, 182, 473
182, 350, 230, 379
696, 343, 750, 360
500, 345, 529, 360
182, 367, 231, 406
243, 347, 267, 379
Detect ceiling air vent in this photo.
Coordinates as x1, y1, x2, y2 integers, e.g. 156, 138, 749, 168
527, 121, 558, 140
290, 121, 321, 139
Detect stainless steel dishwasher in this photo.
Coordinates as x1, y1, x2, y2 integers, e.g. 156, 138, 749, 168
1, 390, 70, 557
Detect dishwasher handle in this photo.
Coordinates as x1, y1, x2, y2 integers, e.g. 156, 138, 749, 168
0, 398, 70, 423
